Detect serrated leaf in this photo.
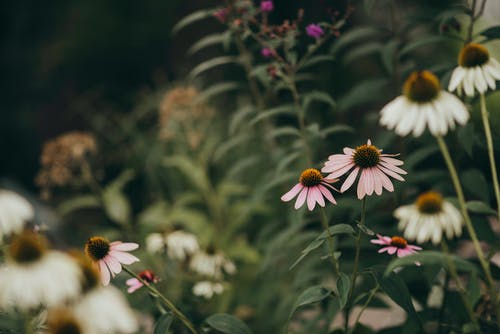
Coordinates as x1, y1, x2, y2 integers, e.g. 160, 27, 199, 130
337, 273, 351, 309
466, 201, 497, 216
172, 9, 214, 34
153, 313, 174, 334
289, 286, 332, 319
187, 32, 230, 55
189, 56, 239, 78
384, 251, 478, 275
205, 314, 252, 334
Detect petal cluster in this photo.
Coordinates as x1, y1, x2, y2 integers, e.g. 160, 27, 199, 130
370, 234, 422, 258
96, 241, 139, 285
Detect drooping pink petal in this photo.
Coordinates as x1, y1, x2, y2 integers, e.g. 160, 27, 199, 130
327, 154, 351, 162
313, 187, 325, 207
372, 168, 383, 195
386, 247, 397, 255
340, 167, 359, 193
99, 260, 111, 286
376, 167, 394, 191
379, 161, 407, 175
397, 248, 414, 257
343, 147, 355, 155
408, 245, 423, 251
126, 278, 144, 293
294, 187, 308, 209
307, 188, 316, 211
318, 185, 336, 204
380, 156, 404, 166
109, 250, 140, 265
365, 168, 374, 196
105, 255, 123, 275
281, 183, 303, 202
110, 242, 139, 252
357, 169, 367, 199
378, 247, 391, 253
377, 165, 405, 181
323, 162, 354, 179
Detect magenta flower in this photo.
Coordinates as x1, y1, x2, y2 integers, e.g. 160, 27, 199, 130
85, 237, 140, 285
213, 8, 228, 23
126, 269, 159, 293
371, 234, 422, 258
281, 168, 338, 211
261, 47, 274, 58
321, 139, 407, 199
306, 24, 324, 39
260, 0, 273, 12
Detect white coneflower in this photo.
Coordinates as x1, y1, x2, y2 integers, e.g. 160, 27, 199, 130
189, 249, 236, 279
165, 230, 199, 261
0, 190, 34, 241
192, 281, 224, 299
71, 256, 138, 334
145, 232, 165, 254
380, 71, 469, 137
448, 43, 500, 97
395, 191, 463, 245
44, 308, 86, 334
0, 232, 82, 311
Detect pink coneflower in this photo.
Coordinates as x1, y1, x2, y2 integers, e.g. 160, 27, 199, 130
260, 0, 273, 12
281, 168, 337, 211
125, 269, 159, 293
306, 24, 324, 39
371, 234, 422, 258
321, 140, 407, 199
85, 237, 139, 286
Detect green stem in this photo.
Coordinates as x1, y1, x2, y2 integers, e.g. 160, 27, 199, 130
345, 197, 367, 333
441, 240, 480, 332
123, 266, 199, 334
350, 285, 379, 334
479, 94, 500, 224
287, 79, 313, 166
436, 136, 499, 322
319, 207, 339, 275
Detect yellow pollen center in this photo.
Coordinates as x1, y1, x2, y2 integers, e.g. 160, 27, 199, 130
459, 43, 489, 68
416, 191, 443, 214
299, 168, 323, 187
9, 232, 47, 264
353, 144, 380, 168
390, 236, 408, 248
84, 236, 110, 261
403, 71, 440, 103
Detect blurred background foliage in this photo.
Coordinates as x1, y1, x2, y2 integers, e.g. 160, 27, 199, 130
2, 0, 500, 333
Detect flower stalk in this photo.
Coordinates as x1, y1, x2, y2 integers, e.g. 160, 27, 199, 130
319, 207, 339, 275
479, 93, 500, 224
123, 266, 199, 334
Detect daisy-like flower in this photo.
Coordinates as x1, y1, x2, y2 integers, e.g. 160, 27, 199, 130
84, 236, 139, 285
71, 256, 138, 334
448, 43, 500, 96
45, 308, 86, 334
0, 231, 81, 311
371, 234, 422, 258
380, 70, 469, 137
281, 168, 337, 210
321, 140, 406, 199
192, 281, 224, 299
0, 189, 34, 241
145, 230, 199, 261
125, 269, 159, 294
190, 249, 236, 279
395, 191, 463, 245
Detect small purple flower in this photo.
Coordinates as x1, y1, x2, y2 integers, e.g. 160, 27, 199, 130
261, 1, 274, 12
261, 47, 274, 58
213, 8, 228, 23
306, 24, 324, 39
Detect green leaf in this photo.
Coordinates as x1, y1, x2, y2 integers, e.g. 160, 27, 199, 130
384, 251, 478, 275
163, 155, 210, 191
466, 201, 497, 216
405, 145, 439, 170
196, 82, 242, 102
57, 195, 100, 216
187, 32, 231, 55
298, 55, 335, 71
462, 169, 490, 203
249, 104, 296, 126
302, 91, 336, 113
229, 106, 257, 134
342, 42, 382, 64
378, 273, 417, 316
189, 56, 239, 78
153, 313, 174, 334
268, 126, 301, 139
479, 25, 500, 41
337, 79, 389, 111
467, 273, 481, 308
399, 36, 450, 57
212, 133, 251, 162
205, 314, 253, 334
380, 40, 398, 75
357, 223, 375, 236
101, 169, 135, 225
330, 27, 381, 54
172, 9, 214, 34
456, 123, 476, 157
289, 286, 332, 319
320, 124, 355, 138
337, 273, 351, 309
290, 224, 355, 269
